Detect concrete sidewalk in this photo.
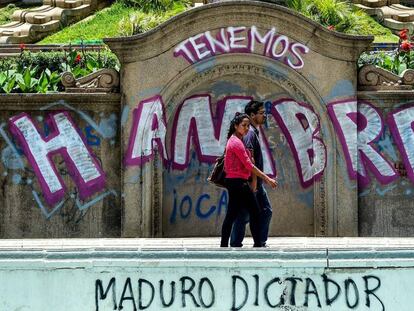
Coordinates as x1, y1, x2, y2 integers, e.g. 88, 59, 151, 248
1, 236, 414, 250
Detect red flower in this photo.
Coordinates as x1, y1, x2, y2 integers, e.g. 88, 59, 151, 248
74, 54, 81, 63
19, 43, 26, 50
399, 29, 409, 40
400, 40, 412, 52
327, 25, 335, 31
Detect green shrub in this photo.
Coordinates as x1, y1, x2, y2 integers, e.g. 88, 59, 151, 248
287, 0, 353, 26
0, 4, 17, 25
358, 29, 414, 75
120, 0, 190, 12
119, 1, 187, 36
0, 47, 120, 93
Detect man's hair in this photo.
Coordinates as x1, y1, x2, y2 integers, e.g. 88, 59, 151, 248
245, 100, 264, 116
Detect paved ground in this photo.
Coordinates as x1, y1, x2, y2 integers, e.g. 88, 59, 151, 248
1, 237, 414, 251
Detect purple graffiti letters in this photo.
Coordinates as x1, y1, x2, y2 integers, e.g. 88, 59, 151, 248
9, 112, 106, 206
387, 104, 414, 184
125, 95, 168, 166
272, 99, 326, 188
171, 95, 250, 169
126, 94, 276, 176
174, 25, 309, 70
328, 100, 398, 187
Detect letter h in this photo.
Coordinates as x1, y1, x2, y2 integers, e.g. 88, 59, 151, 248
9, 112, 105, 206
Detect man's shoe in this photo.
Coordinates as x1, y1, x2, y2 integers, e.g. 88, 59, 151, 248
230, 244, 243, 247
253, 243, 269, 248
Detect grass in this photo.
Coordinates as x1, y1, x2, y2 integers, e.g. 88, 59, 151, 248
39, 2, 135, 44
39, 1, 188, 44
346, 10, 398, 43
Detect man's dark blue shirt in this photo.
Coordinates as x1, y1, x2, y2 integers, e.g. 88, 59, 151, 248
243, 124, 263, 185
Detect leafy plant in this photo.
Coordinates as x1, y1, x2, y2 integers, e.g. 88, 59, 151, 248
286, 0, 396, 39
287, 0, 352, 27
0, 45, 119, 93
0, 71, 16, 94
15, 67, 38, 92
359, 29, 414, 75
121, 0, 190, 13
119, 1, 188, 36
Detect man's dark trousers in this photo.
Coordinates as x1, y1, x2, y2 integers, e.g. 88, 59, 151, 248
230, 184, 272, 247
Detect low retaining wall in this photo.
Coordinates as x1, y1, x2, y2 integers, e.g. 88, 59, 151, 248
0, 238, 411, 310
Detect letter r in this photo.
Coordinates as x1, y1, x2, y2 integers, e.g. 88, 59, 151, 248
9, 112, 105, 205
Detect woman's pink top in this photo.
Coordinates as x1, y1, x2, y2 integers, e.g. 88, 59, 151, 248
224, 134, 254, 180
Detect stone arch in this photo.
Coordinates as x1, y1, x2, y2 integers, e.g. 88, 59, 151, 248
158, 54, 337, 237
106, 0, 372, 237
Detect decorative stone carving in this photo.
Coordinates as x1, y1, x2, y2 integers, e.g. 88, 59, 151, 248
358, 64, 414, 90
61, 68, 119, 93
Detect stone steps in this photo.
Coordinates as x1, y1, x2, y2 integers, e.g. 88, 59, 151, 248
0, 0, 107, 43
353, 0, 414, 34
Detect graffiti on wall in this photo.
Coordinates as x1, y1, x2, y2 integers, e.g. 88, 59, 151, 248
125, 93, 414, 191
174, 26, 309, 70
169, 188, 228, 223
9, 112, 106, 206
1, 101, 118, 219
95, 273, 384, 310
5, 97, 414, 214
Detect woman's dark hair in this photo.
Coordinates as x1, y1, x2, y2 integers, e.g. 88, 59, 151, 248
227, 112, 250, 139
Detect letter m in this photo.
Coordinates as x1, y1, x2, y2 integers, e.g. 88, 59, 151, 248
96, 278, 117, 311
9, 112, 106, 206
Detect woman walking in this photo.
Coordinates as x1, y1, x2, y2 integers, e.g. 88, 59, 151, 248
221, 113, 277, 247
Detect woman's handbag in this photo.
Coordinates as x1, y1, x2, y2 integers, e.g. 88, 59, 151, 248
207, 153, 226, 188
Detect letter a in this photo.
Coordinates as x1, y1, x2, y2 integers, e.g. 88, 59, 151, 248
125, 96, 168, 166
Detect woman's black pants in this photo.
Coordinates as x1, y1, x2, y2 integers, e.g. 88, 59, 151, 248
220, 178, 261, 247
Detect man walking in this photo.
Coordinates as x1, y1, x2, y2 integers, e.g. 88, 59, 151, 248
230, 100, 276, 247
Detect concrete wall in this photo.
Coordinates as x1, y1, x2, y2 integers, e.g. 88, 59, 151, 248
0, 238, 410, 310
0, 94, 121, 238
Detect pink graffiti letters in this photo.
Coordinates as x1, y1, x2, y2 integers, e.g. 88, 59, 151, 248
129, 94, 414, 188
272, 99, 326, 187
328, 100, 398, 187
125, 95, 168, 166
174, 25, 309, 70
9, 112, 106, 206
171, 95, 250, 169
13, 95, 414, 205
327, 100, 358, 181
127, 94, 276, 176
387, 104, 414, 184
